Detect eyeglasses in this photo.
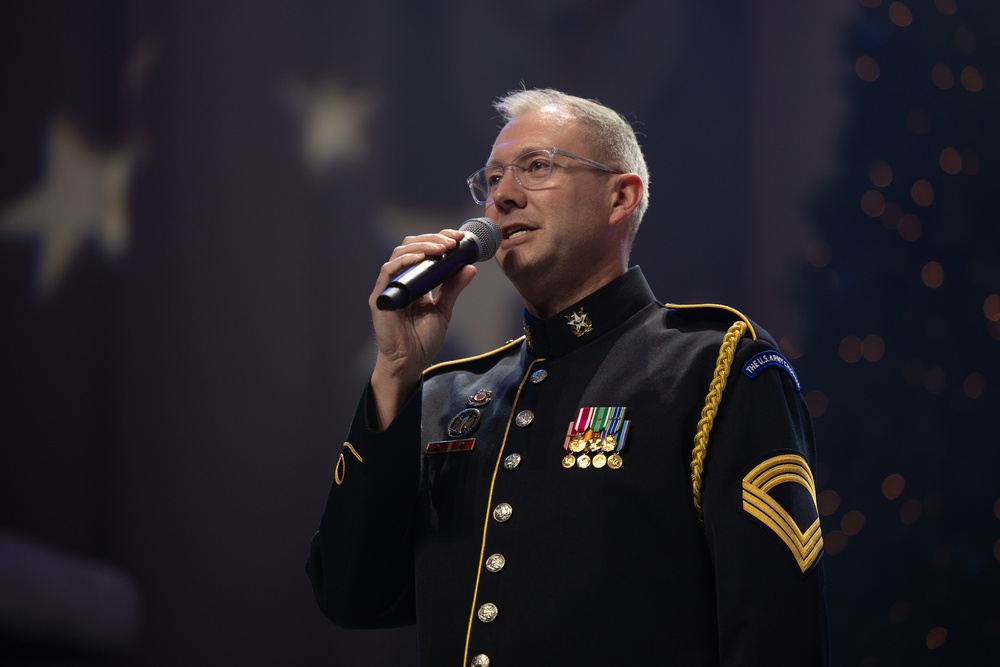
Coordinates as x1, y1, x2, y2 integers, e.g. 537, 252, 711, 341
466, 147, 622, 205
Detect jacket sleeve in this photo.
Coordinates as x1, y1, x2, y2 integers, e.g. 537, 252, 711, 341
701, 338, 830, 665
305, 381, 423, 629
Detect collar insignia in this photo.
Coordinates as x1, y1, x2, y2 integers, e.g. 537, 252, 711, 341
565, 308, 593, 338
522, 320, 534, 350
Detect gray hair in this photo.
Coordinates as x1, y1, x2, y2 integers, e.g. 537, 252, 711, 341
493, 88, 650, 243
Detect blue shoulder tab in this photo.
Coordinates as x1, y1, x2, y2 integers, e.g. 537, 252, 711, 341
741, 350, 801, 392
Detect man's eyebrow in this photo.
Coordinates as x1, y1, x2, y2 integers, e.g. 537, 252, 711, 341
485, 147, 549, 166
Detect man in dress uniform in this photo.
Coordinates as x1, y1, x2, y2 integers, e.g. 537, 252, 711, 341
307, 88, 829, 666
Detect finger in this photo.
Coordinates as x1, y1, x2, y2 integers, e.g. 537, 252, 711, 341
433, 264, 477, 321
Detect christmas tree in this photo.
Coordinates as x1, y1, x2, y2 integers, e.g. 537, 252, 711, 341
798, 0, 999, 664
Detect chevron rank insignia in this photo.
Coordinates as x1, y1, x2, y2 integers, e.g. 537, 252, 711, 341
742, 453, 824, 573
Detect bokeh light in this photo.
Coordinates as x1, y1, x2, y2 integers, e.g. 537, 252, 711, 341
939, 147, 962, 174
889, 2, 914, 27
921, 261, 944, 288
926, 627, 948, 650
911, 179, 934, 207
931, 63, 954, 89
883, 473, 906, 500
856, 55, 881, 82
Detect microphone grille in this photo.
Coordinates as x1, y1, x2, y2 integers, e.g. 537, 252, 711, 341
460, 217, 502, 262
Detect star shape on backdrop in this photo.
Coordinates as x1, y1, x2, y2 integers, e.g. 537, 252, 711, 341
282, 79, 380, 173
0, 116, 136, 297
351, 205, 520, 383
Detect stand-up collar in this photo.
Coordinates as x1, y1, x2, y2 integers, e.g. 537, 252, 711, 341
521, 267, 656, 359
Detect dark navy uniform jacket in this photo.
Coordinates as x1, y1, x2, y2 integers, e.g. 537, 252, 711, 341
308, 268, 828, 666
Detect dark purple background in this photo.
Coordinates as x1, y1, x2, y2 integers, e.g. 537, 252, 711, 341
2, 2, 861, 665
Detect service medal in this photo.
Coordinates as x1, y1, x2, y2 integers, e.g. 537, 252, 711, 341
608, 453, 623, 469
577, 453, 591, 469
562, 454, 576, 469
593, 453, 607, 468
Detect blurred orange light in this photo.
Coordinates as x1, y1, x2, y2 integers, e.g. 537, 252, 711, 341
806, 240, 832, 268
869, 160, 893, 187
984, 294, 1000, 321
841, 510, 866, 536
856, 55, 881, 82
824, 530, 848, 556
900, 498, 923, 524
921, 261, 944, 288
926, 627, 948, 650
931, 63, 954, 89
818, 489, 841, 516
861, 189, 886, 216
939, 147, 962, 174
839, 336, 863, 363
889, 2, 913, 26
862, 335, 885, 362
911, 179, 934, 207
883, 474, 905, 500
963, 372, 985, 399
961, 66, 983, 92
935, 0, 957, 14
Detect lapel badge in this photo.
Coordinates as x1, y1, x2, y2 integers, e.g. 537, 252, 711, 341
448, 407, 481, 438
562, 406, 630, 469
565, 308, 594, 338
468, 389, 493, 407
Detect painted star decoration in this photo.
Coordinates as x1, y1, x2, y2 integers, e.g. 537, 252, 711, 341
0, 117, 135, 297
283, 79, 379, 173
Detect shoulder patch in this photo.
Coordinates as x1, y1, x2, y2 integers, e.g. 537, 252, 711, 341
664, 303, 758, 341
741, 350, 801, 392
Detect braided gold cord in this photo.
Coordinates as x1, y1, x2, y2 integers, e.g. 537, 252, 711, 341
690, 321, 748, 523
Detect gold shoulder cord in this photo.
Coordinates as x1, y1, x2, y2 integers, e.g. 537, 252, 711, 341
690, 320, 748, 524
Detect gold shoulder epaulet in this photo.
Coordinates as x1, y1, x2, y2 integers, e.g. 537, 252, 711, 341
664, 302, 758, 341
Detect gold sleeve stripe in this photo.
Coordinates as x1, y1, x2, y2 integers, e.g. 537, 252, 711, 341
741, 454, 824, 573
334, 442, 364, 486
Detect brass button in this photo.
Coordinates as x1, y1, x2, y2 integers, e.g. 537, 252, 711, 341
471, 654, 490, 667
503, 453, 521, 470
485, 553, 506, 573
515, 410, 534, 427
492, 503, 513, 522
530, 369, 548, 383
477, 603, 498, 623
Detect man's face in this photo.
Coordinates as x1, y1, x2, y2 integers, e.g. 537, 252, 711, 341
483, 105, 621, 305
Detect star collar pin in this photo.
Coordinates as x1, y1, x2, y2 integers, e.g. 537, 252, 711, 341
565, 308, 594, 338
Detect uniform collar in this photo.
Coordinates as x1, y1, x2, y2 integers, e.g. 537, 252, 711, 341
521, 267, 655, 358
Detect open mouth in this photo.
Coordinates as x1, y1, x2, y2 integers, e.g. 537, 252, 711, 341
504, 226, 533, 240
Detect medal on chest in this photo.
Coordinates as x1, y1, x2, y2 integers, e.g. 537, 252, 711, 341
562, 406, 630, 470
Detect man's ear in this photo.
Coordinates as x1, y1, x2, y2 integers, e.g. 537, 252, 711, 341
608, 174, 644, 227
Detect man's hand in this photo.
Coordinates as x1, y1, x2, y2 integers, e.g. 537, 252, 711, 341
367, 228, 477, 430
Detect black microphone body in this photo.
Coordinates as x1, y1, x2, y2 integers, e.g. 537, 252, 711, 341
376, 217, 501, 311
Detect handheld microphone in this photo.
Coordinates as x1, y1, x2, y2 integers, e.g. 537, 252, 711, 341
376, 217, 501, 311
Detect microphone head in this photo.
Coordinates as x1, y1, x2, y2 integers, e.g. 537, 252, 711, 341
460, 217, 501, 262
